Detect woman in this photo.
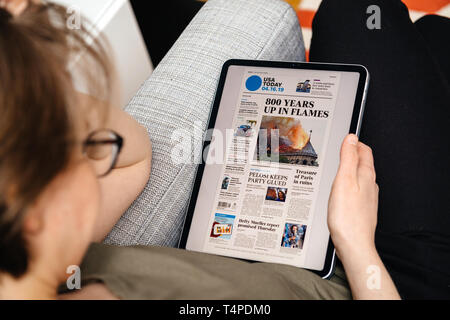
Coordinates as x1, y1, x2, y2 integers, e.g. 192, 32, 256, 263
0, 0, 152, 298
1, 0, 443, 299
287, 225, 300, 248
0, 0, 398, 300
277, 190, 286, 202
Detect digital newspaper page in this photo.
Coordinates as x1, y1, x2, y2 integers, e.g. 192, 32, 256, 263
202, 68, 342, 267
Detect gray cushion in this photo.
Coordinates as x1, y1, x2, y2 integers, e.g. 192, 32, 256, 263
104, 0, 305, 247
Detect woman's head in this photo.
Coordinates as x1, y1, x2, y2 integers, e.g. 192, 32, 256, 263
0, 1, 113, 281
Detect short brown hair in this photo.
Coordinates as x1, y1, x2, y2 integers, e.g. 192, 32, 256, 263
0, 2, 112, 278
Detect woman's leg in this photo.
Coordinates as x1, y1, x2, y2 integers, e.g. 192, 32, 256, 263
414, 14, 450, 83
309, 0, 450, 298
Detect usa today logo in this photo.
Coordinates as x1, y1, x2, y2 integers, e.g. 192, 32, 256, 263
245, 75, 262, 91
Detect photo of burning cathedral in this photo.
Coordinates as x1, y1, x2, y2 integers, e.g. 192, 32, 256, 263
254, 116, 319, 167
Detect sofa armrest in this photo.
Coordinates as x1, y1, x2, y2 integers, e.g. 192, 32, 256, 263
105, 0, 305, 246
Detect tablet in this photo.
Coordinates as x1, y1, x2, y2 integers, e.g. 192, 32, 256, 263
179, 59, 369, 278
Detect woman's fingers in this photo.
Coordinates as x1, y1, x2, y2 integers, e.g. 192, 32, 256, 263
336, 135, 377, 190
337, 134, 360, 182
357, 142, 377, 183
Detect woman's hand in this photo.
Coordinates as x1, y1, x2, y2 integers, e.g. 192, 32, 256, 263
328, 134, 378, 260
328, 134, 400, 300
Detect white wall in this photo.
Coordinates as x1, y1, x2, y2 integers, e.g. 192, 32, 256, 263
51, 0, 154, 107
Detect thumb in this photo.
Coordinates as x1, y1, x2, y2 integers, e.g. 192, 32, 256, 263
337, 134, 359, 181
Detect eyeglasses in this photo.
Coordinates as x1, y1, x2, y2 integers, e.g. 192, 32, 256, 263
82, 129, 123, 177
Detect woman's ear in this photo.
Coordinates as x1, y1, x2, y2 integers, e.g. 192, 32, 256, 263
22, 201, 45, 236
3, 183, 43, 235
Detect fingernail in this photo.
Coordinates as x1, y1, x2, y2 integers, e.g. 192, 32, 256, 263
348, 134, 358, 145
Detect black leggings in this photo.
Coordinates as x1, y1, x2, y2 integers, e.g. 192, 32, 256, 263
309, 0, 450, 299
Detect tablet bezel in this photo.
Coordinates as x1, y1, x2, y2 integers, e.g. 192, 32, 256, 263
179, 59, 369, 279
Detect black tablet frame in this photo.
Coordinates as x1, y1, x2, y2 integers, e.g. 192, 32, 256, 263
179, 59, 369, 279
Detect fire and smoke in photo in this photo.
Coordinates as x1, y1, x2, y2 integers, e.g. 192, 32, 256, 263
255, 116, 319, 166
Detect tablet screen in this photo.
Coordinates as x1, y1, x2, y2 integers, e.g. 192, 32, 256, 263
185, 64, 363, 271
